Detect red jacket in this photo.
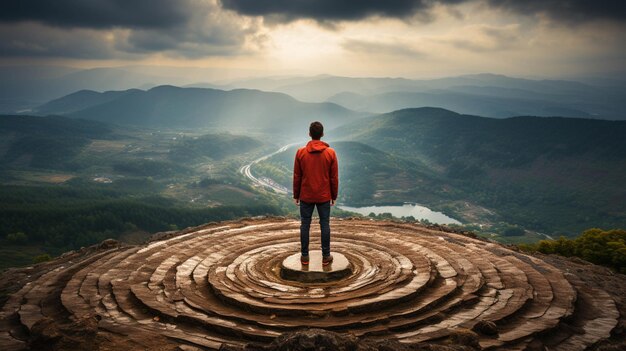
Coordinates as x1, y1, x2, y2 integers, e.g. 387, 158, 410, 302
293, 140, 338, 203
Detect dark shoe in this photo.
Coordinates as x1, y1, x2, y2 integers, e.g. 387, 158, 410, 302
301, 254, 309, 265
322, 254, 333, 266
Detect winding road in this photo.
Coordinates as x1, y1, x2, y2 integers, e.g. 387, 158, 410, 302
239, 143, 298, 194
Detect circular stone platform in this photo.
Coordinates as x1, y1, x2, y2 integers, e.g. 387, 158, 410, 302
0, 217, 622, 351
280, 251, 352, 283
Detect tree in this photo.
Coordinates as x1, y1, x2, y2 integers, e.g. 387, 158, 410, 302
502, 226, 525, 237
6, 232, 28, 244
33, 254, 51, 263
519, 228, 626, 273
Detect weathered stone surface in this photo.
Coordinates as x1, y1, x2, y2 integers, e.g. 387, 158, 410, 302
472, 320, 498, 336
29, 316, 98, 351
98, 238, 120, 250
447, 329, 481, 349
220, 329, 479, 351
0, 217, 623, 351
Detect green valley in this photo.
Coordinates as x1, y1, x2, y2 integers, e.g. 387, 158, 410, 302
0, 115, 286, 269
255, 107, 626, 240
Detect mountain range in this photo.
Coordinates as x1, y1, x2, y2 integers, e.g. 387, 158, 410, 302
34, 85, 361, 135
3, 65, 625, 121
213, 73, 626, 119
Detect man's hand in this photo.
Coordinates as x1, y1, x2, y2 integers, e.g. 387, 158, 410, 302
293, 198, 300, 206
331, 199, 335, 206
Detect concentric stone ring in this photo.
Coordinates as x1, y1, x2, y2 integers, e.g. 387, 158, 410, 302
0, 217, 620, 350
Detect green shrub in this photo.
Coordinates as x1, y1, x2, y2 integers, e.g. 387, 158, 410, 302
33, 254, 52, 264
519, 228, 626, 273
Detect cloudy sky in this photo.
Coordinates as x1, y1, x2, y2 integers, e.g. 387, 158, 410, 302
1, 0, 624, 78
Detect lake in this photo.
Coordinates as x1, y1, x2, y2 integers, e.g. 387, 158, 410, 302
338, 203, 461, 225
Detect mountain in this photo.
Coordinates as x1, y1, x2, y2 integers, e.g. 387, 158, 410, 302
5, 68, 625, 120
334, 107, 626, 164
326, 90, 592, 118
265, 76, 420, 101
35, 89, 140, 115
0, 65, 279, 113
0, 66, 166, 107
222, 73, 624, 120
331, 107, 626, 234
271, 73, 604, 101
35, 85, 362, 136
0, 115, 113, 169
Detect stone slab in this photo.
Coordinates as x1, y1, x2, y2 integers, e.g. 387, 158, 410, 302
280, 251, 352, 283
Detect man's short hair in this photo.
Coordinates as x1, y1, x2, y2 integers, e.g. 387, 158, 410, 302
310, 121, 324, 140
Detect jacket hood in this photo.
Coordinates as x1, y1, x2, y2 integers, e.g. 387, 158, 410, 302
306, 140, 329, 153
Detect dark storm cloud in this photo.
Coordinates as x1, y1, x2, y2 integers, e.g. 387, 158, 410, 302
0, 0, 193, 29
119, 22, 257, 58
221, 0, 626, 23
0, 23, 121, 59
486, 0, 626, 23
220, 0, 465, 22
0, 1, 260, 59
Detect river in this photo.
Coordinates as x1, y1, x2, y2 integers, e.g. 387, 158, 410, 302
338, 203, 461, 225
241, 144, 462, 225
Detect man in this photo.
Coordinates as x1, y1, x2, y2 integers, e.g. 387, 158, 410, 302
293, 121, 339, 266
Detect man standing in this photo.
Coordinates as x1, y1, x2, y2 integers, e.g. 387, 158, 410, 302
293, 121, 339, 266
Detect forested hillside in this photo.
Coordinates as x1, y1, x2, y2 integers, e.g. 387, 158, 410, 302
333, 107, 626, 235
256, 107, 626, 237
0, 115, 283, 269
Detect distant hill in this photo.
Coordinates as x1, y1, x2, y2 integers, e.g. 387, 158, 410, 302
35, 89, 140, 115
0, 65, 260, 113
0, 115, 112, 169
332, 107, 626, 234
230, 73, 624, 120
266, 73, 605, 101
0, 66, 161, 108
35, 85, 362, 135
326, 90, 592, 118
334, 107, 626, 165
0, 114, 111, 137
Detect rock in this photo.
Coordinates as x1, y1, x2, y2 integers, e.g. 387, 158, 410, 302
272, 328, 361, 351
471, 320, 498, 336
3, 218, 624, 351
597, 344, 626, 351
446, 329, 481, 350
223, 329, 479, 351
222, 329, 368, 351
361, 338, 413, 351
60, 250, 76, 258
29, 315, 98, 351
524, 339, 545, 351
29, 317, 62, 349
567, 256, 591, 265
98, 238, 120, 250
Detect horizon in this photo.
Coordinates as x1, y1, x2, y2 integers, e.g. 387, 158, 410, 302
3, 64, 623, 83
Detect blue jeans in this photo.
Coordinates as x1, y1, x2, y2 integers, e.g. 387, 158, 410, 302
299, 200, 331, 257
